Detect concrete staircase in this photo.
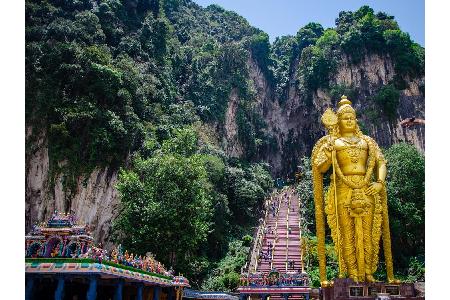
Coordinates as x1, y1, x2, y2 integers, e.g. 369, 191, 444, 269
240, 186, 310, 300
255, 187, 304, 275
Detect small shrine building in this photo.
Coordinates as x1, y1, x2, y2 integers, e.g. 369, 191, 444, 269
25, 212, 189, 300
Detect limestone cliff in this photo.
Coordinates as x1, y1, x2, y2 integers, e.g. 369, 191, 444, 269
26, 55, 424, 243
25, 128, 119, 245
25, 0, 425, 247
223, 88, 244, 158
240, 53, 425, 176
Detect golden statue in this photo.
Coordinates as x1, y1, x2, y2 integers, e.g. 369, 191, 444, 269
311, 96, 397, 286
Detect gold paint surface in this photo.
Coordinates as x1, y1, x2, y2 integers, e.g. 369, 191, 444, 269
311, 96, 396, 286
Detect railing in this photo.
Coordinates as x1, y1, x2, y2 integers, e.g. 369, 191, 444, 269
240, 273, 310, 287
243, 190, 277, 274
251, 225, 263, 272
297, 187, 305, 273
270, 192, 282, 270
244, 219, 263, 274
253, 193, 273, 272
285, 193, 290, 273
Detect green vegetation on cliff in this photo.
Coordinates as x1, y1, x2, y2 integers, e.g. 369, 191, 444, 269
26, 0, 273, 193
113, 126, 273, 286
263, 6, 425, 108
26, 0, 275, 286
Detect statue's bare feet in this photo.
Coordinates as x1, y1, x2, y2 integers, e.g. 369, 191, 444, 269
320, 280, 330, 287
388, 277, 401, 284
349, 275, 359, 283
365, 274, 376, 282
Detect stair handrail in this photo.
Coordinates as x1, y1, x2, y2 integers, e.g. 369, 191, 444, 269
250, 206, 267, 273
247, 190, 276, 274
297, 188, 305, 274
254, 208, 268, 272
270, 193, 282, 270
285, 192, 290, 272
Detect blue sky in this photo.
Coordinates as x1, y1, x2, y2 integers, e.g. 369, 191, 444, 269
192, 0, 424, 46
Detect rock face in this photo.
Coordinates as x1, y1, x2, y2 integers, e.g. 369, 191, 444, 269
242, 53, 425, 175
223, 88, 244, 158
26, 53, 425, 243
25, 128, 120, 245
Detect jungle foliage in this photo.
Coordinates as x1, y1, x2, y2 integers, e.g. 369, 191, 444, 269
372, 84, 401, 120
293, 6, 424, 100
113, 126, 273, 286
26, 0, 271, 193
384, 143, 425, 279
26, 0, 424, 186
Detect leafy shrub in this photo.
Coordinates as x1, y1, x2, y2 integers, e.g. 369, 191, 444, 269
246, 32, 274, 82
406, 256, 425, 282
384, 29, 424, 77
296, 22, 324, 49
372, 84, 400, 120
385, 143, 425, 273
201, 240, 249, 292
328, 84, 357, 104
242, 234, 253, 247
297, 45, 336, 92
270, 35, 299, 100
316, 29, 339, 49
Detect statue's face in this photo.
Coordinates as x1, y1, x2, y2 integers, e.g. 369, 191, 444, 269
339, 112, 356, 133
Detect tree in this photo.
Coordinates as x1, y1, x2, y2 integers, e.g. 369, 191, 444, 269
372, 84, 400, 120
224, 163, 272, 224
384, 29, 424, 77
202, 240, 249, 292
296, 157, 315, 234
246, 32, 274, 83
301, 235, 338, 287
296, 22, 324, 50
298, 45, 335, 92
270, 35, 299, 99
113, 152, 213, 270
384, 143, 425, 274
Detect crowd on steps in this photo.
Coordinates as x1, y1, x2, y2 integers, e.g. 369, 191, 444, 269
242, 186, 310, 288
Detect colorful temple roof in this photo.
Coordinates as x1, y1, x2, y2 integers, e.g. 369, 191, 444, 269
173, 276, 191, 287
25, 259, 174, 286
26, 211, 92, 239
25, 211, 190, 288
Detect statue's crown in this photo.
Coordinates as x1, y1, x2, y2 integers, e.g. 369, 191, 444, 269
338, 95, 352, 107
337, 95, 355, 117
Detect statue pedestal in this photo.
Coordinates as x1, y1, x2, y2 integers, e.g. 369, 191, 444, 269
320, 278, 424, 300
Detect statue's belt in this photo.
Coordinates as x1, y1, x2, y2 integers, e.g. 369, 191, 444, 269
335, 174, 366, 184
332, 180, 375, 217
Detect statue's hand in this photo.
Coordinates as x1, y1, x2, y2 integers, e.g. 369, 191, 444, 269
324, 139, 334, 158
365, 182, 382, 195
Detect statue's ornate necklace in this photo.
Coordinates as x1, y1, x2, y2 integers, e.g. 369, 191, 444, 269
341, 136, 362, 163
341, 136, 360, 145
334, 135, 376, 189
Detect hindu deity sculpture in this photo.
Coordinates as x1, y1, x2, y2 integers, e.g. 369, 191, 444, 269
311, 96, 397, 286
